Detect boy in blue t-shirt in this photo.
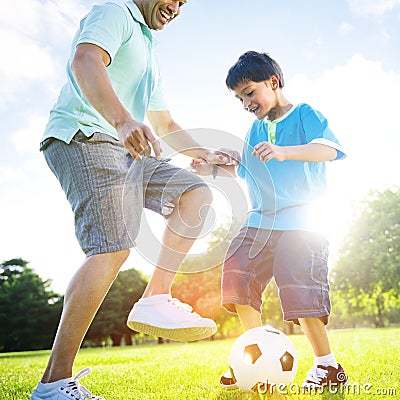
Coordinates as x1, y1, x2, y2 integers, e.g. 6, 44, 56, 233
192, 51, 347, 390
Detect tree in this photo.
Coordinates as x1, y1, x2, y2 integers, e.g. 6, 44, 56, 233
332, 188, 400, 327
0, 258, 62, 351
85, 267, 148, 346
172, 264, 240, 339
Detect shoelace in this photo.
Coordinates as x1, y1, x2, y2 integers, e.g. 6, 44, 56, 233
304, 365, 328, 385
168, 298, 195, 314
60, 368, 104, 399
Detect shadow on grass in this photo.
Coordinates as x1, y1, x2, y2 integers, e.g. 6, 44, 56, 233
0, 349, 50, 360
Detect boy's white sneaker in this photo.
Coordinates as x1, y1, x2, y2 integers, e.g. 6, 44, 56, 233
127, 294, 217, 342
31, 368, 104, 400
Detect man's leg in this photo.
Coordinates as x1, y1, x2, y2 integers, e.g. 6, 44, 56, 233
127, 186, 217, 341
41, 249, 129, 383
142, 185, 212, 296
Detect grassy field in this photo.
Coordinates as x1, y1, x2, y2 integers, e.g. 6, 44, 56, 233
0, 328, 399, 400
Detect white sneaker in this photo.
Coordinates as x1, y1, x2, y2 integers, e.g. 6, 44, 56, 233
127, 294, 217, 342
31, 368, 104, 399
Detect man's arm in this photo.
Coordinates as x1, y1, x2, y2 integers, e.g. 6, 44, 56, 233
146, 110, 231, 164
71, 43, 161, 159
190, 161, 237, 178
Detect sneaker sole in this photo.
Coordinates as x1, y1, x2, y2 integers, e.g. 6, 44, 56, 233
220, 382, 239, 390
127, 321, 216, 342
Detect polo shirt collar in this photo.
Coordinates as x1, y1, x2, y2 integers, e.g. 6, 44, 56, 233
125, 1, 153, 42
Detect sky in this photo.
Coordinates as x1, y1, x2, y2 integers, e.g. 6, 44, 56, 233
1, 0, 400, 294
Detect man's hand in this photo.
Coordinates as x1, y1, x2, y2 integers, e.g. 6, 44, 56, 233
252, 141, 286, 162
215, 147, 241, 166
190, 159, 213, 176
116, 120, 162, 160
196, 148, 241, 166
190, 147, 240, 177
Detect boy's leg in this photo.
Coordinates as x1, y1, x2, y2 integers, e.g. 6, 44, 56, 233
41, 250, 129, 383
219, 304, 262, 389
220, 227, 273, 389
235, 304, 262, 331
273, 231, 347, 388
299, 317, 348, 389
298, 317, 331, 357
221, 227, 274, 317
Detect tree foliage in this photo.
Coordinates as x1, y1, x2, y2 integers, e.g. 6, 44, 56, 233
0, 258, 62, 352
85, 267, 148, 346
332, 188, 400, 327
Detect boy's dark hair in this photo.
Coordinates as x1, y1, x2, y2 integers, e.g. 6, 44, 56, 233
226, 51, 285, 90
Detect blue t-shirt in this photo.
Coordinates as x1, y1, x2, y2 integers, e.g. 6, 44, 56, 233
42, 1, 168, 143
237, 103, 346, 233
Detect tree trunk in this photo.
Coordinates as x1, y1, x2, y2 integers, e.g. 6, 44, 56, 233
125, 333, 133, 346
110, 333, 122, 346
375, 295, 385, 328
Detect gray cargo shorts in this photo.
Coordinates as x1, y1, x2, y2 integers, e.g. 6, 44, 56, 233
222, 227, 331, 325
41, 131, 207, 256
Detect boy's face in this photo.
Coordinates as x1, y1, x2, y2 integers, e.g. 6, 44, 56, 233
138, 0, 187, 30
233, 77, 278, 120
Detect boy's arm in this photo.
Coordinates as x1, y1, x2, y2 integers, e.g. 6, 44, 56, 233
252, 142, 337, 163
146, 110, 232, 164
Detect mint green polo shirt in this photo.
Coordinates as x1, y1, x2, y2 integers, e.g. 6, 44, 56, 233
42, 1, 168, 143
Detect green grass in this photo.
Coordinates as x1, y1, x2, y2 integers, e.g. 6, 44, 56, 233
1, 328, 399, 399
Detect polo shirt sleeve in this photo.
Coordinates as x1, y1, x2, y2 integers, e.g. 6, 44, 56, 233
76, 3, 132, 62
300, 104, 346, 160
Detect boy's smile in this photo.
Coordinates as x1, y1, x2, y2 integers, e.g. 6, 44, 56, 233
233, 79, 277, 120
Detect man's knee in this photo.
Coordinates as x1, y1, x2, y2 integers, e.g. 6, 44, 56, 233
112, 248, 130, 265
88, 249, 130, 273
180, 185, 213, 208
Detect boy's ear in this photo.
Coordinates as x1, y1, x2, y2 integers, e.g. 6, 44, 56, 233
270, 75, 280, 90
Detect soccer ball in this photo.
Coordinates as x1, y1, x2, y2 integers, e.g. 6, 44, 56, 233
228, 326, 297, 392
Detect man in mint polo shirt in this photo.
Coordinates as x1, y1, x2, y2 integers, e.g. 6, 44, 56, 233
31, 1, 231, 399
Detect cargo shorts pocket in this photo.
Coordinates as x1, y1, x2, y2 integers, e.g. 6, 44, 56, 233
310, 248, 329, 285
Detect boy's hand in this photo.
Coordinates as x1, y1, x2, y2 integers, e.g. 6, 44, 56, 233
252, 141, 286, 162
